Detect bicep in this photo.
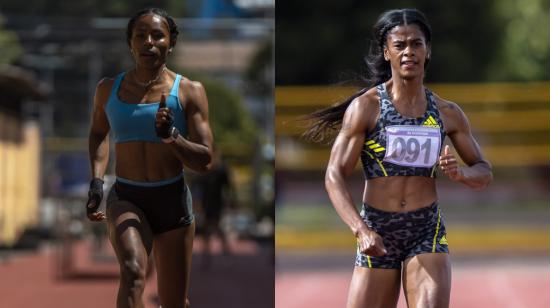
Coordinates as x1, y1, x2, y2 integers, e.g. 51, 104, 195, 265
447, 110, 486, 166
327, 102, 369, 176
90, 81, 110, 137
186, 83, 213, 148
327, 131, 365, 176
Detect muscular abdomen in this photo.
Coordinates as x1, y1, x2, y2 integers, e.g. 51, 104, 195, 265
115, 142, 183, 181
364, 176, 438, 212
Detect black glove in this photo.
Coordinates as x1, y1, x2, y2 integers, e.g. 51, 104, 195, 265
156, 95, 174, 139
86, 178, 104, 215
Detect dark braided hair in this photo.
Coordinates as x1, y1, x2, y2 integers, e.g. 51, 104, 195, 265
303, 8, 432, 143
126, 8, 179, 48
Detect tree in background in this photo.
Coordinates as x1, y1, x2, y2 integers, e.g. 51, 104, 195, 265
0, 15, 22, 65
200, 76, 258, 154
275, 0, 516, 84
489, 0, 550, 81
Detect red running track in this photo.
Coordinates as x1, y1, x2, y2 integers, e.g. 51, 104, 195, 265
0, 237, 273, 308
276, 261, 550, 308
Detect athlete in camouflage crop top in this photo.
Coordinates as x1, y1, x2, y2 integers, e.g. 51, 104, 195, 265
361, 82, 445, 179
314, 8, 493, 308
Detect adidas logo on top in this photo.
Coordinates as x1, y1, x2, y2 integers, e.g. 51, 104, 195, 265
423, 115, 440, 127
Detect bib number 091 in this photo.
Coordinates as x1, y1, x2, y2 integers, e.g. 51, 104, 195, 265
383, 125, 441, 168
389, 137, 431, 164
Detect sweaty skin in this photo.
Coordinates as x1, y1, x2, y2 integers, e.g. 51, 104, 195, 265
88, 70, 211, 308
87, 14, 213, 219
325, 24, 492, 308
87, 72, 213, 219
87, 12, 212, 308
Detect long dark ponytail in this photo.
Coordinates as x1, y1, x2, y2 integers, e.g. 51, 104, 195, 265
303, 8, 432, 143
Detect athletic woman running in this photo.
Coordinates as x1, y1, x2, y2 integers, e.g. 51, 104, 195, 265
86, 8, 213, 308
305, 8, 492, 308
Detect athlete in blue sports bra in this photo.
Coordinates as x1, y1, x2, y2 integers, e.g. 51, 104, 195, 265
86, 8, 213, 308
305, 9, 492, 308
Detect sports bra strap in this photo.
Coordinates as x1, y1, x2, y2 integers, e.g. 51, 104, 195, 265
376, 83, 392, 105
109, 72, 125, 101
425, 88, 436, 108
170, 74, 182, 97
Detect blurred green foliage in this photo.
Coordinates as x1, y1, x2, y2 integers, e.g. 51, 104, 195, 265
489, 0, 550, 81
0, 16, 22, 65
181, 70, 258, 154
203, 78, 258, 149
276, 0, 550, 84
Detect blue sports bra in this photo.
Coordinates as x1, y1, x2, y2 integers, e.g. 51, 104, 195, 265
105, 72, 187, 143
360, 83, 446, 179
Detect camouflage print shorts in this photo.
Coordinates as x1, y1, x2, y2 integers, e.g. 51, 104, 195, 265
355, 202, 449, 269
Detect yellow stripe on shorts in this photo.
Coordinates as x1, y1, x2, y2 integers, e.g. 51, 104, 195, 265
432, 208, 441, 252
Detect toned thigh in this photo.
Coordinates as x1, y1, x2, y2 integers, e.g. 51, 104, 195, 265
153, 222, 195, 307
403, 253, 451, 308
347, 266, 401, 308
107, 199, 154, 273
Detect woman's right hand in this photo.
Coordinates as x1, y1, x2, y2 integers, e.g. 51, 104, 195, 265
155, 93, 174, 139
86, 178, 106, 221
356, 227, 387, 256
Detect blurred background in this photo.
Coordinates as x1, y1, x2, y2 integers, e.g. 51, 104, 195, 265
0, 0, 274, 307
275, 1, 550, 308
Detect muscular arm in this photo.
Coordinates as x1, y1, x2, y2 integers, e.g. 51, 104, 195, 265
325, 94, 386, 256
167, 80, 213, 173
439, 100, 493, 190
325, 95, 376, 235
88, 78, 111, 179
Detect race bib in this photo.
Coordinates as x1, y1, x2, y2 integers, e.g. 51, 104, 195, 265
383, 125, 441, 168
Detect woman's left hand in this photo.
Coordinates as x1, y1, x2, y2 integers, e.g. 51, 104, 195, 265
439, 145, 463, 181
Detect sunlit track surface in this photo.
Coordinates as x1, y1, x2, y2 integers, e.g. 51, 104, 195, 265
276, 252, 550, 308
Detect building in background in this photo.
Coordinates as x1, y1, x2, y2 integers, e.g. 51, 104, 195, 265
0, 65, 46, 246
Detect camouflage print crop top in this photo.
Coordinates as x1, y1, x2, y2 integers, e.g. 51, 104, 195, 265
360, 83, 446, 179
